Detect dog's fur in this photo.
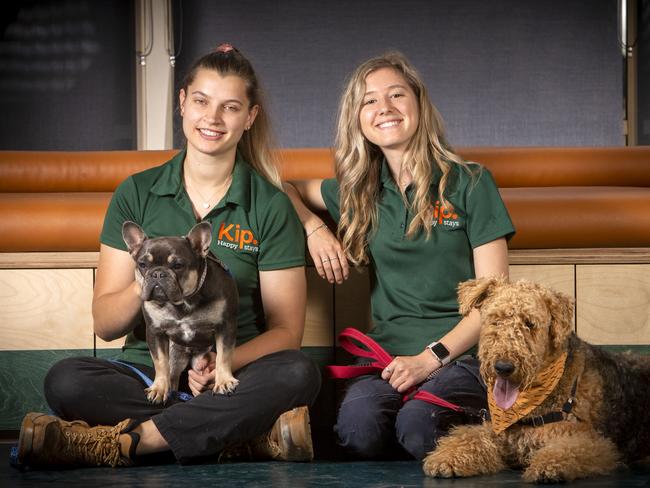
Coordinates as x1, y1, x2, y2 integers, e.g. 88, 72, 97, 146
423, 277, 650, 483
122, 221, 239, 404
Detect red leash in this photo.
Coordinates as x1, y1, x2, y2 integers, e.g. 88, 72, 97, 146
327, 328, 465, 413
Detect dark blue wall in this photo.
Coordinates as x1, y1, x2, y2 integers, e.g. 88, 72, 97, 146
174, 0, 623, 148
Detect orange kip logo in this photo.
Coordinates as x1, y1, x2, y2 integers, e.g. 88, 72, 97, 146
432, 200, 460, 228
217, 223, 259, 252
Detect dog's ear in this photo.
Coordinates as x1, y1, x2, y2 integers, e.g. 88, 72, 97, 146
186, 221, 213, 257
457, 276, 503, 316
122, 221, 147, 257
545, 288, 575, 350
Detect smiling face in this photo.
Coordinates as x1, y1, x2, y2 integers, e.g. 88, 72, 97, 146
179, 68, 258, 160
359, 67, 420, 160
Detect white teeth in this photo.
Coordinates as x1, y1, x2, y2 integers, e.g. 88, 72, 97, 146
378, 120, 400, 129
199, 128, 220, 136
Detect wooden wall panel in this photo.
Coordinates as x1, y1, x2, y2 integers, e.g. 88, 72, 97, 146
93, 268, 126, 350
0, 269, 94, 351
576, 265, 650, 345
303, 268, 334, 347
508, 265, 575, 298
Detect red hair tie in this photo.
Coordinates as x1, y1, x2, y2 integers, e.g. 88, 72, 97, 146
215, 43, 235, 53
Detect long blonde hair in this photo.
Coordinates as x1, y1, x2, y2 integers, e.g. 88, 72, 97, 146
180, 45, 282, 188
335, 51, 472, 265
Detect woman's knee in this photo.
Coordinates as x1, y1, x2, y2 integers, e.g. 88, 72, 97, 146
395, 402, 442, 460
335, 401, 389, 459
263, 350, 322, 402
334, 380, 401, 458
43, 357, 93, 413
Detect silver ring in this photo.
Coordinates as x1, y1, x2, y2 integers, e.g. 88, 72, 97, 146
385, 367, 392, 374
321, 258, 330, 263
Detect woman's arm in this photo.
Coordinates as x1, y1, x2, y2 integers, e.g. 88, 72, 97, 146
187, 266, 307, 396
283, 180, 349, 283
382, 237, 509, 392
92, 244, 143, 342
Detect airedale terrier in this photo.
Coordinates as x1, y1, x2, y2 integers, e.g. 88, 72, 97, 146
423, 277, 650, 483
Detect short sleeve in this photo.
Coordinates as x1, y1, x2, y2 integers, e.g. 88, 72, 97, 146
465, 168, 516, 248
320, 178, 341, 222
257, 192, 305, 271
100, 177, 140, 251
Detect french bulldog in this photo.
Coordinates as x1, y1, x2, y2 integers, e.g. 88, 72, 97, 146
122, 221, 239, 404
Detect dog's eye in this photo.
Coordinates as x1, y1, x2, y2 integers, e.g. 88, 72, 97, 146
172, 263, 184, 270
138, 262, 147, 269
524, 320, 535, 329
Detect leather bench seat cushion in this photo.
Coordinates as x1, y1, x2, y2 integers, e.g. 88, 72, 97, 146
1, 187, 648, 252
2, 148, 650, 192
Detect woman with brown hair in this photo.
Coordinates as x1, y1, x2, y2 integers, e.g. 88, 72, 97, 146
16, 44, 320, 469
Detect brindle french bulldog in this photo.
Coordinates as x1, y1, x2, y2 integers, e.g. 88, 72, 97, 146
122, 221, 239, 404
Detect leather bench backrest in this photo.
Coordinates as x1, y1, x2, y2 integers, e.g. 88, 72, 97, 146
1, 147, 650, 192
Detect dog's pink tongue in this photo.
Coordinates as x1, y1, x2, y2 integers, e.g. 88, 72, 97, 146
493, 378, 519, 410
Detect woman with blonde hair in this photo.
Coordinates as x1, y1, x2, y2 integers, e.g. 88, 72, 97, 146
16, 44, 320, 469
285, 51, 514, 460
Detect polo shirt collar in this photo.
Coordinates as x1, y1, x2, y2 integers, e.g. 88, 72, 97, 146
150, 148, 252, 212
378, 156, 444, 194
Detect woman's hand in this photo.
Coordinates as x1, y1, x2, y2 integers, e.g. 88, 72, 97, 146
307, 224, 349, 284
188, 352, 216, 396
380, 350, 439, 393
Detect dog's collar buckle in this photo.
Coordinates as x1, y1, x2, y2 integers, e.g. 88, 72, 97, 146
517, 378, 579, 429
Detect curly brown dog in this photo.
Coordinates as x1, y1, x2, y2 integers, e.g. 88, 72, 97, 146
423, 277, 650, 483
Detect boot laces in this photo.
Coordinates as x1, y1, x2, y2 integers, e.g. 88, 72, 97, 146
62, 420, 128, 467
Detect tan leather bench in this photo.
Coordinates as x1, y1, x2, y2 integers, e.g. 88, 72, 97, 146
1, 147, 649, 251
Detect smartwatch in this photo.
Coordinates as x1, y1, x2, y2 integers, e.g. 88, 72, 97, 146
427, 341, 451, 366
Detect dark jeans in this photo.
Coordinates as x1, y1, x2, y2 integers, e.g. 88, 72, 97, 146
334, 357, 487, 460
44, 349, 321, 464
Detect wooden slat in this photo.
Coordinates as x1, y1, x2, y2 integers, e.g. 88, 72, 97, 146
1, 248, 648, 270
576, 264, 650, 345
0, 269, 94, 350
508, 248, 650, 264
0, 252, 99, 269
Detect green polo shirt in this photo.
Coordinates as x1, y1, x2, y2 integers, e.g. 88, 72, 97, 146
322, 160, 515, 356
100, 149, 305, 366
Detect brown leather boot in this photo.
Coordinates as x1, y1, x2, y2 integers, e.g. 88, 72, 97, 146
220, 406, 314, 462
17, 412, 139, 469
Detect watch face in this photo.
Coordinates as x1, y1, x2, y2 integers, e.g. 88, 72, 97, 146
431, 342, 450, 359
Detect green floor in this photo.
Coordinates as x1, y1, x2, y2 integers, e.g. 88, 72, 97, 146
4, 444, 649, 488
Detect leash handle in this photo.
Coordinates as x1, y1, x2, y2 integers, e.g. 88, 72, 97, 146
327, 328, 466, 414
337, 327, 393, 366
326, 327, 394, 379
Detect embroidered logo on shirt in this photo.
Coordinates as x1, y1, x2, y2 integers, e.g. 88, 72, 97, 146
216, 222, 259, 253
431, 200, 460, 228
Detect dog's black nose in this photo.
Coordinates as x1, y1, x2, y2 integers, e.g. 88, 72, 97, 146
151, 269, 168, 280
495, 360, 515, 376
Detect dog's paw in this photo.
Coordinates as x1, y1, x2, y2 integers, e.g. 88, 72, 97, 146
145, 381, 170, 404
422, 455, 458, 478
522, 466, 566, 484
213, 377, 239, 396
